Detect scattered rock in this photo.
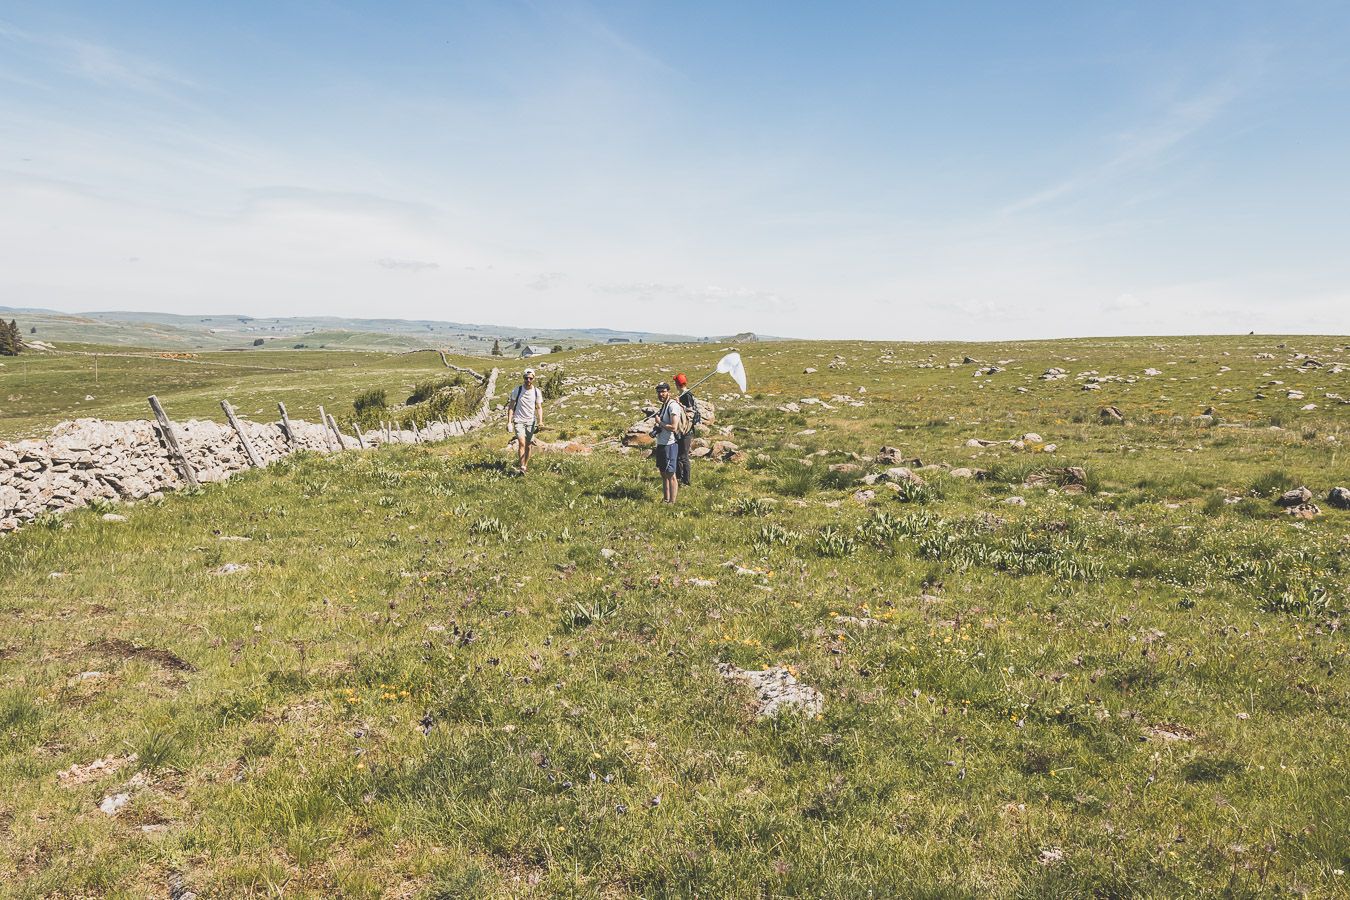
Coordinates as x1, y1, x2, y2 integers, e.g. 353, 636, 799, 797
168, 873, 197, 900
1037, 848, 1065, 867
99, 793, 131, 815
1144, 368, 1162, 376
803, 367, 817, 374
718, 663, 824, 718
1040, 368, 1067, 380
1286, 503, 1321, 519
1021, 433, 1043, 444
1327, 487, 1350, 510
882, 467, 925, 485
101, 513, 127, 523
1100, 405, 1125, 423
212, 563, 248, 576
852, 489, 875, 503
1276, 486, 1313, 507
876, 446, 903, 464
1003, 496, 1026, 507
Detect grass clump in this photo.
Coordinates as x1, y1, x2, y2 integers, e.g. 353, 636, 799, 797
776, 460, 819, 496
1248, 469, 1299, 498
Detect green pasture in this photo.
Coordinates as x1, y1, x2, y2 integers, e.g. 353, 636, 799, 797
1, 335, 1348, 897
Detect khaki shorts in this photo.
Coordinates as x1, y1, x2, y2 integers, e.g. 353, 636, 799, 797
514, 422, 537, 445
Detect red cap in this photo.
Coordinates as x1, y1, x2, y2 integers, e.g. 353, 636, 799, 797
674, 372, 688, 387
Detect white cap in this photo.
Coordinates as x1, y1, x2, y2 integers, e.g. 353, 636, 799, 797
524, 368, 535, 377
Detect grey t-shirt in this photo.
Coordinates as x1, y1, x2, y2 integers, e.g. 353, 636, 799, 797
656, 399, 680, 446
511, 385, 541, 424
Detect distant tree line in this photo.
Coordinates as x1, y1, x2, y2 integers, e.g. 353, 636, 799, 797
0, 319, 23, 356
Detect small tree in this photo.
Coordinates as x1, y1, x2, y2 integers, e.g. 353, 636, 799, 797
491, 339, 502, 356
252, 338, 264, 346
0, 320, 20, 356
551, 344, 563, 354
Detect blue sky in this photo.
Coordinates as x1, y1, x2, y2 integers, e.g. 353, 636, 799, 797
2, 1, 1348, 338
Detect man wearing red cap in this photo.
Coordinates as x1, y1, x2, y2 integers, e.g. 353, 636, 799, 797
673, 372, 701, 487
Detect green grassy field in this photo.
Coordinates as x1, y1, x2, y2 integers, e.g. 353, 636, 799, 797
0, 346, 481, 438
2, 335, 1348, 897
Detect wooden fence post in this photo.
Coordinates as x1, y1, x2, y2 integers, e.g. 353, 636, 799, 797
317, 405, 333, 452
277, 402, 295, 445
326, 413, 348, 450
148, 395, 199, 488
221, 400, 263, 468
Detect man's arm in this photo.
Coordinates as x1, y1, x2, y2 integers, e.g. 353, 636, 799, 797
535, 389, 544, 428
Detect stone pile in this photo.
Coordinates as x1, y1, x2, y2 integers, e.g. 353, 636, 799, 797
1, 369, 499, 533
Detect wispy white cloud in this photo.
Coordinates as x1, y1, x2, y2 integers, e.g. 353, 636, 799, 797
594, 281, 794, 313
377, 258, 439, 272
0, 20, 192, 95
998, 76, 1252, 217
528, 271, 566, 290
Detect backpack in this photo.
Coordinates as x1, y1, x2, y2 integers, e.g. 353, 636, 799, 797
682, 392, 703, 428
668, 398, 693, 439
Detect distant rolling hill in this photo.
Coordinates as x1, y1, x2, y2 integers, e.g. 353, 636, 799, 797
1, 307, 775, 354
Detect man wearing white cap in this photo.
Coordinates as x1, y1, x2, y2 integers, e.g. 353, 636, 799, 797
507, 368, 544, 475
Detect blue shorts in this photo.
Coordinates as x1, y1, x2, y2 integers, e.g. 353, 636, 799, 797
655, 442, 678, 475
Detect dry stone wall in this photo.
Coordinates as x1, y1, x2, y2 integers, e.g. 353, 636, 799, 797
0, 368, 498, 533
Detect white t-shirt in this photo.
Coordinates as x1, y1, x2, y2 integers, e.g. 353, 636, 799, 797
510, 385, 542, 423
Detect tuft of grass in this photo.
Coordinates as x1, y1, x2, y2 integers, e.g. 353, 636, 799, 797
133, 725, 187, 773
1248, 469, 1299, 498
776, 460, 819, 497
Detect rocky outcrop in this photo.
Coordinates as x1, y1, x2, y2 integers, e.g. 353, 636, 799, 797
1, 369, 499, 534
718, 663, 823, 718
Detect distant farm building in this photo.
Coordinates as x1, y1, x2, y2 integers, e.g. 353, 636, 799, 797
520, 345, 552, 358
